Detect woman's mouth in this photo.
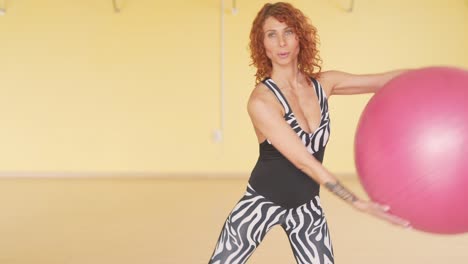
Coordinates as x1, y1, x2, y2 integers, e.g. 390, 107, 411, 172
278, 52, 289, 58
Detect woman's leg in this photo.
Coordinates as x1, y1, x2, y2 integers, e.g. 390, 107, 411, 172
209, 185, 287, 264
282, 196, 334, 264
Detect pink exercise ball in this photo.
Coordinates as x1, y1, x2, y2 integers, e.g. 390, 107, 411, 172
355, 66, 468, 234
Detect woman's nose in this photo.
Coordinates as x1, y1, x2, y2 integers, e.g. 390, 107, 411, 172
278, 35, 286, 47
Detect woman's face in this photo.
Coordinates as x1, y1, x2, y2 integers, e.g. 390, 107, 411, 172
262, 16, 300, 67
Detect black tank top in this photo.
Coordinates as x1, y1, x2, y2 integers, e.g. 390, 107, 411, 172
248, 77, 331, 209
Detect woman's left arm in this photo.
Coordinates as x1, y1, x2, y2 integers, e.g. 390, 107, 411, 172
319, 69, 410, 96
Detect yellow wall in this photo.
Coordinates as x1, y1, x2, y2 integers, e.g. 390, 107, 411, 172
0, 0, 467, 175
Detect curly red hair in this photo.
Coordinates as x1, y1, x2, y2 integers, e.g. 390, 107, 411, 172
249, 2, 322, 84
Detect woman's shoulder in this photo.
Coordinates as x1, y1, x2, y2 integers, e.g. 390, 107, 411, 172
315, 71, 336, 97
247, 81, 282, 115
249, 82, 273, 104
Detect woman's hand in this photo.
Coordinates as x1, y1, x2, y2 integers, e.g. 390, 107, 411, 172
352, 199, 412, 228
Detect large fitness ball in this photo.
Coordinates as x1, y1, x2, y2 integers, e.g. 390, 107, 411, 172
355, 67, 468, 234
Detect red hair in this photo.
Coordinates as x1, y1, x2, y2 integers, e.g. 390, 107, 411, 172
249, 2, 322, 84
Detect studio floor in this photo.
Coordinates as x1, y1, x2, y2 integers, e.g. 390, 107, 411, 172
0, 176, 467, 264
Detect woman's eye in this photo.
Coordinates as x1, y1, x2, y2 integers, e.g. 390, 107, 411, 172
285, 29, 294, 35
268, 33, 276, 38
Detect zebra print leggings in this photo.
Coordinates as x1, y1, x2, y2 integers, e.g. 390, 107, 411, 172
209, 185, 334, 264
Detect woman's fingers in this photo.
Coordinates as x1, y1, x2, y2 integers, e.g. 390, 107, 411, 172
371, 202, 411, 228
356, 201, 411, 228
378, 211, 411, 227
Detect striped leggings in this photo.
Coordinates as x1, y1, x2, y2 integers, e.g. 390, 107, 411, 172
209, 185, 334, 264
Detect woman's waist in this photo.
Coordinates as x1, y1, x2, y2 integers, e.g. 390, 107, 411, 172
259, 142, 325, 162
248, 161, 320, 208
249, 159, 320, 190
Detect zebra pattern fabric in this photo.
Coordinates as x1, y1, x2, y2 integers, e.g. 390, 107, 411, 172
263, 77, 331, 155
209, 185, 334, 264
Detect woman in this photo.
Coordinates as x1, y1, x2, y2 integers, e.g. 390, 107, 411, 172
209, 2, 410, 264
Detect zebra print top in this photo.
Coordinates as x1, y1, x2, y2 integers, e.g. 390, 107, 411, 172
262, 77, 331, 153
248, 77, 331, 209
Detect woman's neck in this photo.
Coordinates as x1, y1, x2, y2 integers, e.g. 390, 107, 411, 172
271, 64, 303, 90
